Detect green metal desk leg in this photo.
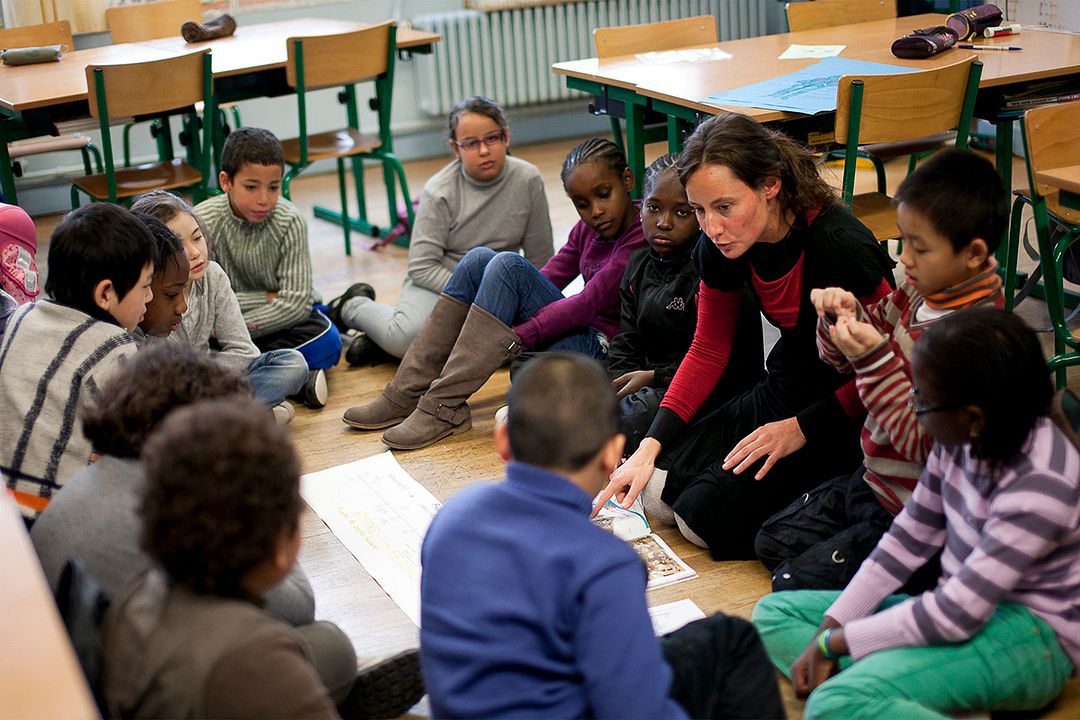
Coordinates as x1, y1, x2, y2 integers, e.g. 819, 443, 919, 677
995, 119, 1014, 270
624, 101, 645, 199
0, 120, 17, 205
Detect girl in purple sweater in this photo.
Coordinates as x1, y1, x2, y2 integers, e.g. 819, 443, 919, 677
752, 308, 1080, 719
343, 138, 644, 451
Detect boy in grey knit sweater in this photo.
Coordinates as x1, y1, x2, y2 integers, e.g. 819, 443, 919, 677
195, 127, 338, 408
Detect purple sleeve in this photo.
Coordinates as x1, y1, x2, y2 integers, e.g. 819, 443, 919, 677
539, 221, 587, 289
514, 222, 644, 349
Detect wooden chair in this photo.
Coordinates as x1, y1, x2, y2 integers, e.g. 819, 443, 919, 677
105, 0, 240, 168
591, 15, 716, 195
1007, 102, 1080, 388
834, 56, 980, 244
0, 20, 102, 195
71, 49, 214, 207
280, 21, 414, 256
785, 0, 895, 33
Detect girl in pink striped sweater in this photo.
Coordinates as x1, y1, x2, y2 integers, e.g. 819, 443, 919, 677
753, 308, 1080, 719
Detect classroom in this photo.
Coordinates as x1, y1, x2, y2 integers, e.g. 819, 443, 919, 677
2, 0, 1080, 718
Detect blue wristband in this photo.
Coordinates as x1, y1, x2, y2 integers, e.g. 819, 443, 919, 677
817, 628, 840, 660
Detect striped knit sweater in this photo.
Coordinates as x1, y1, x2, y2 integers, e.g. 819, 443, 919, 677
194, 194, 313, 339
826, 417, 1080, 668
817, 261, 1003, 513
0, 301, 136, 522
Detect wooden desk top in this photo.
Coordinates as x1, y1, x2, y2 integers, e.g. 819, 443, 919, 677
1037, 164, 1080, 195
0, 18, 440, 112
0, 493, 98, 719
553, 13, 1080, 121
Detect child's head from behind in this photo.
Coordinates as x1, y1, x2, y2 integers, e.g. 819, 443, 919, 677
83, 343, 250, 459
912, 308, 1051, 467
447, 96, 510, 182
134, 214, 189, 338
894, 148, 1006, 297
140, 397, 302, 599
502, 354, 623, 492
218, 127, 284, 225
46, 203, 156, 332
561, 138, 635, 241
131, 190, 209, 283
641, 153, 698, 257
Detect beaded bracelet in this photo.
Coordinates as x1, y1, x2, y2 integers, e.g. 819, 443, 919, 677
817, 628, 840, 660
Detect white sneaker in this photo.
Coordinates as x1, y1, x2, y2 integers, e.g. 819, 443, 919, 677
272, 401, 295, 425
301, 369, 328, 408
495, 405, 509, 427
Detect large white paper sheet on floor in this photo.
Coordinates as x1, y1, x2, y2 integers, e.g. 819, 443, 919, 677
649, 599, 707, 636
300, 451, 441, 626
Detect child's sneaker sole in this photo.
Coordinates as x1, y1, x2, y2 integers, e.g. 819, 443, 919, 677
301, 369, 328, 408
341, 649, 424, 720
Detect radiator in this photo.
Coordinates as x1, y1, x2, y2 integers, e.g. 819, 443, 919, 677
411, 0, 769, 117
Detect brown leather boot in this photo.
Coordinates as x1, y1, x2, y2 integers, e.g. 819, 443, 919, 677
382, 305, 520, 450
342, 294, 469, 430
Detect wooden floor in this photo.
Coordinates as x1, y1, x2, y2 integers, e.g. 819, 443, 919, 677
30, 136, 1080, 718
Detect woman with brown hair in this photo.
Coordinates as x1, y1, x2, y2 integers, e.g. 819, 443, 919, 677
595, 112, 895, 560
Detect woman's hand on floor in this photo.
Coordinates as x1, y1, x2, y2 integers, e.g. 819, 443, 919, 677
722, 417, 806, 480
591, 438, 661, 516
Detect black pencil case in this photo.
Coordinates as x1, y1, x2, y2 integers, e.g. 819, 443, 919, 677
891, 26, 959, 59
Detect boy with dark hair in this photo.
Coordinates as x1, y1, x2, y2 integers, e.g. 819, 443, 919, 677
102, 396, 424, 719
195, 126, 339, 409
0, 203, 155, 523
755, 148, 1008, 591
420, 353, 783, 719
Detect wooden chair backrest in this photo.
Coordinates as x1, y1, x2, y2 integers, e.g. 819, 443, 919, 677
593, 14, 717, 58
1024, 100, 1080, 223
286, 21, 393, 90
106, 0, 202, 43
86, 49, 208, 119
785, 0, 895, 33
835, 56, 976, 145
0, 20, 72, 50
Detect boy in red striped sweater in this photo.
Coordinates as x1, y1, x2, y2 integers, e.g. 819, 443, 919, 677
754, 148, 1007, 591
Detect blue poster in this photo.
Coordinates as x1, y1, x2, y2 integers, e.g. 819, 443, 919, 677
702, 56, 919, 115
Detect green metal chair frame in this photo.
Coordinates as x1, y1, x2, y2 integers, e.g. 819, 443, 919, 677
281, 22, 414, 256
71, 50, 214, 208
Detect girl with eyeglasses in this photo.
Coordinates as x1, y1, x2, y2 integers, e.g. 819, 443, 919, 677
328, 95, 554, 366
754, 308, 1080, 719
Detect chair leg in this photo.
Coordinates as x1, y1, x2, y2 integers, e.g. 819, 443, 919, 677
608, 116, 624, 154
1004, 195, 1027, 311
86, 142, 103, 174
282, 163, 304, 200
337, 157, 351, 256
349, 155, 369, 233
79, 148, 93, 176
386, 152, 414, 228
871, 156, 887, 194
229, 105, 242, 130
122, 123, 134, 168
70, 184, 81, 210
907, 153, 919, 176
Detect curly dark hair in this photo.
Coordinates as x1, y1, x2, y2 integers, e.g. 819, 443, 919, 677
140, 397, 302, 599
678, 112, 838, 229
83, 344, 251, 458
220, 126, 284, 179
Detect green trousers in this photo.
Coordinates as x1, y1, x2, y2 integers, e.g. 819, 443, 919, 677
752, 590, 1073, 720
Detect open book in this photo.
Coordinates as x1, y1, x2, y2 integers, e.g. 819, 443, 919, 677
593, 497, 697, 590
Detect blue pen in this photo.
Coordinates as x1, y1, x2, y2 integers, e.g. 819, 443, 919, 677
958, 44, 1022, 51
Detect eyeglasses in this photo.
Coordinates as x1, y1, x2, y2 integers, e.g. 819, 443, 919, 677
452, 131, 505, 152
908, 386, 961, 417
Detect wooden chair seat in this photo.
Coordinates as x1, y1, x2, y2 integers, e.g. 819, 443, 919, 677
851, 192, 899, 242
860, 131, 956, 163
281, 128, 381, 165
72, 158, 202, 200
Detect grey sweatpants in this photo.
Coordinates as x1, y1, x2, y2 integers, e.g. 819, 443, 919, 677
341, 277, 440, 358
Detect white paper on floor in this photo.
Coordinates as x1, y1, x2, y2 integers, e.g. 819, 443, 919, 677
301, 451, 442, 626
649, 598, 707, 636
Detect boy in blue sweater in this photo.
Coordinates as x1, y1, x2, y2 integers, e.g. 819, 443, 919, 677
420, 353, 784, 719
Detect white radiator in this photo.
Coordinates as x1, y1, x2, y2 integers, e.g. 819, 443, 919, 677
411, 0, 769, 117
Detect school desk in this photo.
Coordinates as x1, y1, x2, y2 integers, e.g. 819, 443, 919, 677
553, 13, 1080, 196
0, 18, 440, 206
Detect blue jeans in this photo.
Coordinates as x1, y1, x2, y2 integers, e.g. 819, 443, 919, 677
248, 349, 309, 406
443, 247, 605, 358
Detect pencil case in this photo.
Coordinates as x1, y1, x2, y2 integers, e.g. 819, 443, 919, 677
1, 44, 63, 66
891, 26, 958, 59
946, 3, 1004, 41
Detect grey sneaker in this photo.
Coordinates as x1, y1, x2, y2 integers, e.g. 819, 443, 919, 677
339, 649, 424, 720
272, 401, 295, 425
300, 369, 328, 408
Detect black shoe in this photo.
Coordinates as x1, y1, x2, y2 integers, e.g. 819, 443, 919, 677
339, 649, 424, 720
299, 369, 328, 408
326, 283, 376, 332
346, 333, 394, 367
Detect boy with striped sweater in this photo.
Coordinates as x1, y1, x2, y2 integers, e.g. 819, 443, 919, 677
0, 203, 155, 523
755, 149, 1007, 591
195, 127, 339, 409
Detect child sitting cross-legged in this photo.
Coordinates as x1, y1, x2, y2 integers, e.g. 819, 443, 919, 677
420, 353, 784, 719
754, 148, 1007, 592
753, 308, 1080, 719
102, 395, 425, 719
132, 190, 308, 423
195, 127, 340, 409
0, 203, 154, 524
